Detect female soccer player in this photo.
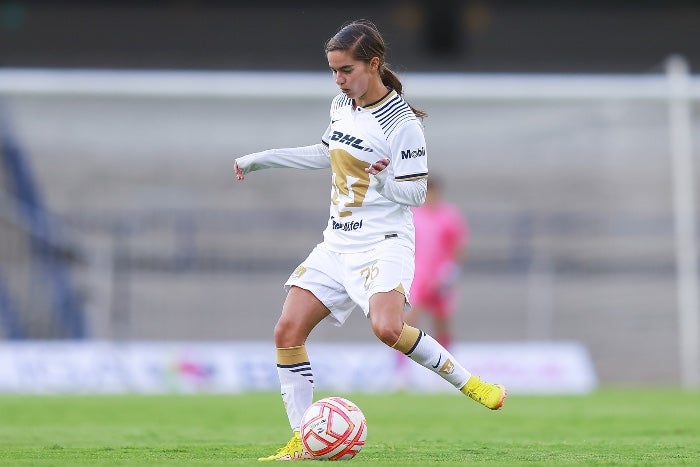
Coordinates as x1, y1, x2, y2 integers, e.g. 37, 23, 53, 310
234, 20, 506, 461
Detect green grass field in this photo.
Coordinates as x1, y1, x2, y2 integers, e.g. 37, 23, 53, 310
0, 389, 698, 466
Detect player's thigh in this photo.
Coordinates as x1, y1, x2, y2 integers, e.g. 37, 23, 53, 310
285, 245, 359, 327
275, 286, 330, 347
368, 290, 407, 345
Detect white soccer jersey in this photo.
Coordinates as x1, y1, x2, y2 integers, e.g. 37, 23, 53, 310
320, 90, 428, 253
235, 89, 428, 253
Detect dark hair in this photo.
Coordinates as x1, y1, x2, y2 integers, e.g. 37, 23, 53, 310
325, 19, 427, 119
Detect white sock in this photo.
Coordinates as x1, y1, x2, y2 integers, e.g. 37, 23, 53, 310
393, 324, 471, 389
277, 346, 314, 432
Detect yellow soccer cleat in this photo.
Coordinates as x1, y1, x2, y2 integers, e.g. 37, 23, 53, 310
461, 375, 507, 410
258, 431, 313, 461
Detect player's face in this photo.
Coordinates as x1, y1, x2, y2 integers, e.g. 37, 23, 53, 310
327, 50, 377, 103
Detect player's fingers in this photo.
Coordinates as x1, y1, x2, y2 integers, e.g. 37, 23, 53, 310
373, 159, 389, 171
234, 162, 245, 180
376, 159, 389, 169
365, 158, 390, 174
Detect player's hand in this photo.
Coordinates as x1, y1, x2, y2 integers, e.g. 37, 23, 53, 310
365, 158, 390, 175
234, 161, 245, 180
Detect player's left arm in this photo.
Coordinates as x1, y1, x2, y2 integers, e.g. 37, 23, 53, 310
368, 121, 428, 206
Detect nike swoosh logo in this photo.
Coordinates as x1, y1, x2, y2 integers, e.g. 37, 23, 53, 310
432, 355, 442, 369
331, 119, 340, 123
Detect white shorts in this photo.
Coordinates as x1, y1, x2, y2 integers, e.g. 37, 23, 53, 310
285, 240, 415, 327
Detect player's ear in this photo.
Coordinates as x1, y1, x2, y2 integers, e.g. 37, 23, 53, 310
369, 57, 380, 72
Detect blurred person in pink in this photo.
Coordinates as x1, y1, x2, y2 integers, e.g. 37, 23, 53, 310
406, 176, 468, 350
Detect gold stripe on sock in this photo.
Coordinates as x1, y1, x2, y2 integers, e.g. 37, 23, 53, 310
276, 345, 309, 365
391, 324, 420, 354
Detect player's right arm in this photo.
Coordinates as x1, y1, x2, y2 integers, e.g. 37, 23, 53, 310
234, 143, 331, 180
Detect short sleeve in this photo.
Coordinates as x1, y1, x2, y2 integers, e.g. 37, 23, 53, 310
388, 120, 428, 181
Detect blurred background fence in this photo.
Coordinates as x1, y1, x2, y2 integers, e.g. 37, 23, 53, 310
0, 64, 698, 387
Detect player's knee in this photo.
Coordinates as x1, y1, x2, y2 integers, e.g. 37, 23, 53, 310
371, 322, 402, 348
273, 317, 300, 348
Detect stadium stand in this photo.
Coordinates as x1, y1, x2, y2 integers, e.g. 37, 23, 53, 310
0, 70, 697, 385
0, 102, 85, 338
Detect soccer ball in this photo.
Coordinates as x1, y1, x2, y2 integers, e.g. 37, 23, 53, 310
300, 396, 367, 460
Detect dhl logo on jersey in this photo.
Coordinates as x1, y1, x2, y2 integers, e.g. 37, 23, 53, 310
329, 131, 373, 152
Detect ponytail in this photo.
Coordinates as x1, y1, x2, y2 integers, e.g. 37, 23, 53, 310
380, 65, 427, 119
